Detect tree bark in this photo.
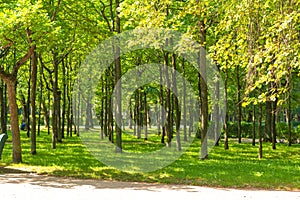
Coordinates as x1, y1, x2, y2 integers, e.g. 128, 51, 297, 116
7, 80, 22, 163
224, 70, 229, 150
30, 51, 38, 155
287, 92, 292, 146
172, 53, 181, 151
0, 81, 7, 133
61, 57, 67, 138
271, 99, 277, 150
164, 52, 172, 148
143, 88, 148, 140
182, 59, 187, 142
198, 19, 208, 160
37, 55, 43, 136
159, 64, 165, 143
237, 65, 242, 143
114, 0, 122, 152
258, 103, 263, 159
252, 105, 256, 146
265, 100, 272, 142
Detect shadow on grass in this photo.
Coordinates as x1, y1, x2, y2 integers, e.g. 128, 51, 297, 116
0, 166, 29, 174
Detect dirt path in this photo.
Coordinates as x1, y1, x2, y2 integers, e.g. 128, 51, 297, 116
0, 173, 299, 200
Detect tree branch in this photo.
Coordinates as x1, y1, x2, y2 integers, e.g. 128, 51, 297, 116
51, 0, 62, 22
12, 28, 35, 77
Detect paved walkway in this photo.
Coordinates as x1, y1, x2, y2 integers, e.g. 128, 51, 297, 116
0, 173, 299, 200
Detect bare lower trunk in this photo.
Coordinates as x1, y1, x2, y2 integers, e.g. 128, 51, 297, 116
258, 103, 263, 159
7, 80, 22, 163
30, 51, 38, 155
252, 105, 256, 146
224, 70, 229, 150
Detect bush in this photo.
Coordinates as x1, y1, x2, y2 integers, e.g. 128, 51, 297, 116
223, 121, 267, 138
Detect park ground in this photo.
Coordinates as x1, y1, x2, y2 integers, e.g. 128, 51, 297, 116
0, 172, 299, 200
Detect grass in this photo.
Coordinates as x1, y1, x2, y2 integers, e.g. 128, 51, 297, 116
0, 129, 299, 191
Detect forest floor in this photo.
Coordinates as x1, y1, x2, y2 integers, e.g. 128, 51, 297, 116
0, 172, 299, 200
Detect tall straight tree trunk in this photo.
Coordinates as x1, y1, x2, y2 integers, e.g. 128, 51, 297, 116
236, 65, 242, 143
66, 57, 71, 137
47, 88, 51, 135
61, 58, 67, 139
164, 52, 172, 148
100, 76, 105, 140
182, 59, 187, 142
172, 53, 181, 151
258, 103, 263, 159
271, 99, 277, 150
224, 70, 229, 150
114, 0, 122, 152
0, 83, 6, 133
104, 73, 108, 138
189, 95, 193, 137
26, 66, 31, 138
287, 92, 292, 146
30, 51, 38, 155
0, 81, 6, 133
252, 105, 256, 146
108, 68, 114, 142
198, 18, 208, 159
37, 55, 43, 136
143, 88, 148, 140
41, 97, 50, 129
52, 53, 60, 147
265, 100, 272, 142
214, 66, 220, 146
159, 64, 165, 143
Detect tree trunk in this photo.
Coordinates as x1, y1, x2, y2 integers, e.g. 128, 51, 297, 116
172, 53, 181, 150
159, 64, 165, 143
30, 51, 38, 155
214, 66, 220, 146
271, 99, 277, 150
100, 76, 105, 139
189, 94, 194, 137
224, 70, 229, 150
103, 73, 108, 138
198, 18, 208, 160
7, 80, 22, 163
26, 71, 31, 137
252, 105, 256, 146
52, 53, 59, 147
164, 52, 172, 148
37, 56, 43, 136
258, 103, 263, 159
47, 89, 51, 135
66, 57, 71, 137
287, 92, 292, 146
237, 65, 242, 143
61, 57, 67, 138
114, 0, 122, 152
265, 101, 272, 142
182, 59, 187, 142
143, 88, 148, 140
0, 81, 7, 134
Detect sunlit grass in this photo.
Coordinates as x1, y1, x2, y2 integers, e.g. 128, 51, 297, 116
0, 129, 299, 190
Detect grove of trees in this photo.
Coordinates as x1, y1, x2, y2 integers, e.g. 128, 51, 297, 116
0, 0, 299, 163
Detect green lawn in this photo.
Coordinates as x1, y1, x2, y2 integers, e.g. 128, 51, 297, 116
0, 129, 299, 190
